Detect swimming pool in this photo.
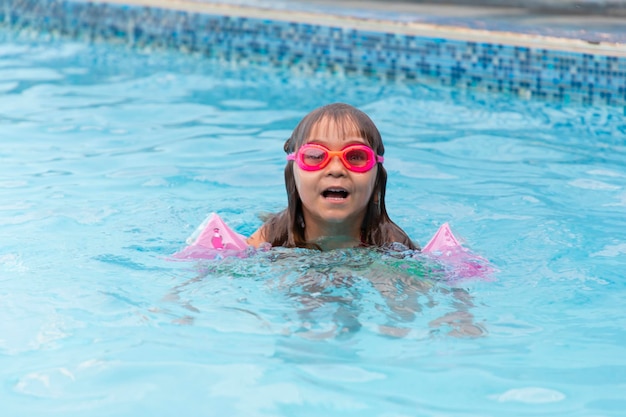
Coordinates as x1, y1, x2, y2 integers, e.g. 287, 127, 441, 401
2, 2, 626, 417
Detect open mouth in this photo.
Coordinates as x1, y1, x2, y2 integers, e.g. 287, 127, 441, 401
322, 188, 349, 199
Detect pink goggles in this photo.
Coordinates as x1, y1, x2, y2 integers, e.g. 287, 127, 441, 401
287, 143, 384, 173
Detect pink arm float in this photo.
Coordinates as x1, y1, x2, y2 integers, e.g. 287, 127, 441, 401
420, 222, 493, 280
171, 213, 249, 260
171, 214, 493, 280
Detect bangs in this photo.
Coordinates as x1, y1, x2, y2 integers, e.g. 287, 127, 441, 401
307, 115, 363, 141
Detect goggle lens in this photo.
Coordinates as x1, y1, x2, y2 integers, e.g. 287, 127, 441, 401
300, 147, 327, 167
343, 148, 370, 168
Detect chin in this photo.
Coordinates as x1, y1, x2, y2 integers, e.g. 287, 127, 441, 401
319, 210, 360, 225
322, 216, 350, 224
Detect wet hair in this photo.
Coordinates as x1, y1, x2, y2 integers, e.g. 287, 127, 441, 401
261, 103, 417, 250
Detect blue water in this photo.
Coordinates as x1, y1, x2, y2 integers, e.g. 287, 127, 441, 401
1, 28, 626, 416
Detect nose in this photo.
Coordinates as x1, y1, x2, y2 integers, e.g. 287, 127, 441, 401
326, 154, 347, 175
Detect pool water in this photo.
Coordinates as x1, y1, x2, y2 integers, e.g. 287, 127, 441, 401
1, 28, 626, 416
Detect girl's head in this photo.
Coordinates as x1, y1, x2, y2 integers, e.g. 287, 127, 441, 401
282, 103, 392, 248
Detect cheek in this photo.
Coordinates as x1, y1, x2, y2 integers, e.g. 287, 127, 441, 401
293, 169, 303, 194
361, 170, 378, 197
293, 169, 314, 198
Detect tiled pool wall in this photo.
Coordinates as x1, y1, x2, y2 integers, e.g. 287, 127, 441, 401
2, 0, 626, 106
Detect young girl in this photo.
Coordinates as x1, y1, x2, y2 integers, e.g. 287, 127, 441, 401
247, 103, 417, 251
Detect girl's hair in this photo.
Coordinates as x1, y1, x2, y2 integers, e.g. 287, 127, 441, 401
261, 103, 417, 250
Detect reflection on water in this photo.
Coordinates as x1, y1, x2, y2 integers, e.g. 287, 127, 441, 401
164, 246, 487, 339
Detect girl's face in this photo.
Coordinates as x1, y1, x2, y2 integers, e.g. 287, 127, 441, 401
293, 117, 378, 241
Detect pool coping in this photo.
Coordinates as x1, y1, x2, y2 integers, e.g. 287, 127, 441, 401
102, 0, 626, 57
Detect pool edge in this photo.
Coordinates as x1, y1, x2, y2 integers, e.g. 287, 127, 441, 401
100, 0, 626, 57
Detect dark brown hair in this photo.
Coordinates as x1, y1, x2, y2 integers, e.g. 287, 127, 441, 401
261, 103, 416, 250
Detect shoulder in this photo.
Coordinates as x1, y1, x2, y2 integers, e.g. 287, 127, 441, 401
247, 224, 268, 248
386, 224, 419, 250
248, 210, 291, 248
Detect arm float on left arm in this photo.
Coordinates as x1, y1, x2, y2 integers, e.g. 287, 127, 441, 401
420, 222, 494, 281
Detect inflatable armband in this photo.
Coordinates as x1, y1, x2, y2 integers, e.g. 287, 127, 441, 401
422, 222, 461, 253
420, 222, 493, 280
171, 213, 249, 260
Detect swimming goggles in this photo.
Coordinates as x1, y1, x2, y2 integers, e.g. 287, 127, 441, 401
287, 143, 384, 173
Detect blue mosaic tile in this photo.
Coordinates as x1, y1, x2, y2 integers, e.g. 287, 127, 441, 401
1, 0, 625, 106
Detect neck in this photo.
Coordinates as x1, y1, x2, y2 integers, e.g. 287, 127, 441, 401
302, 215, 364, 250
312, 234, 362, 250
